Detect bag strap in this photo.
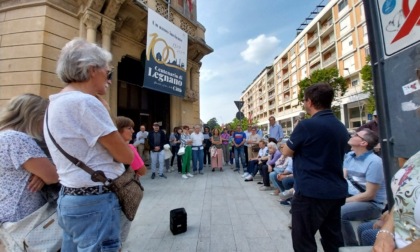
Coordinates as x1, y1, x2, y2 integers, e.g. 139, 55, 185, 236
45, 109, 110, 185
347, 175, 366, 193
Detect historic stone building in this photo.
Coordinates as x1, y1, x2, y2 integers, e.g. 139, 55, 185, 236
0, 0, 212, 131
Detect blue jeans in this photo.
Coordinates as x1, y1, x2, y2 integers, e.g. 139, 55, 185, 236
269, 167, 285, 190
192, 146, 204, 172
150, 150, 164, 174
341, 201, 382, 246
357, 221, 378, 246
234, 145, 246, 171
57, 190, 121, 252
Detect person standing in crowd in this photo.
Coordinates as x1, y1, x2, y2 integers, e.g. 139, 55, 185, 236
210, 128, 223, 172
269, 116, 284, 142
45, 38, 134, 251
180, 125, 194, 179
0, 94, 59, 224
191, 125, 204, 175
203, 126, 212, 168
259, 142, 282, 191
148, 122, 167, 179
243, 125, 252, 167
135, 125, 149, 165
246, 126, 262, 165
341, 128, 386, 246
233, 125, 247, 174
229, 130, 235, 167
115, 116, 146, 243
221, 128, 230, 166
169, 127, 182, 173
282, 83, 349, 252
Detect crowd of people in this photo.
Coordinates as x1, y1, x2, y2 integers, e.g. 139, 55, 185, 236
1, 38, 419, 252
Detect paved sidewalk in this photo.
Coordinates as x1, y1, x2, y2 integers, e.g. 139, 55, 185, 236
124, 164, 322, 252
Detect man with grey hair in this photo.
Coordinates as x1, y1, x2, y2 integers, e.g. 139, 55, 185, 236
341, 128, 386, 246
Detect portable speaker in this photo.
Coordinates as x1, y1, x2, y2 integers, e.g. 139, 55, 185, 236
170, 208, 187, 235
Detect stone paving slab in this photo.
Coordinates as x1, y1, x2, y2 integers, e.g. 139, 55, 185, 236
123, 164, 323, 252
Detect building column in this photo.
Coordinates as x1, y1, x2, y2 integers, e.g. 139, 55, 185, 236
101, 17, 116, 51
82, 10, 102, 43
191, 65, 199, 93
186, 65, 192, 90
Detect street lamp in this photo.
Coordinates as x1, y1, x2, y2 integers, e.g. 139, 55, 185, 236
344, 68, 363, 126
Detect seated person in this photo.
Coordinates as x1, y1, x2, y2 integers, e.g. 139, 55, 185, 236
342, 128, 387, 246
373, 148, 420, 251
259, 142, 281, 191
357, 210, 389, 246
269, 143, 293, 196
244, 140, 268, 182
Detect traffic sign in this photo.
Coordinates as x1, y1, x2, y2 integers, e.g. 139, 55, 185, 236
236, 112, 244, 120
234, 101, 244, 111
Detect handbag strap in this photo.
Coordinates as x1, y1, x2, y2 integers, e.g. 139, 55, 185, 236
45, 109, 110, 185
347, 175, 366, 193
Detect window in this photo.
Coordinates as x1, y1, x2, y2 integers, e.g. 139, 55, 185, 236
340, 16, 351, 36
365, 47, 370, 56
292, 74, 297, 85
299, 39, 305, 53
342, 35, 353, 54
299, 52, 306, 66
301, 67, 307, 80
351, 79, 359, 86
360, 3, 365, 21
343, 55, 355, 73
362, 24, 368, 43
338, 0, 348, 12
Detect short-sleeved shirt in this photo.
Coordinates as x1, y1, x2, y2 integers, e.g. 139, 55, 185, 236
0, 130, 47, 222
344, 151, 386, 205
286, 109, 349, 199
44, 91, 124, 188
233, 131, 246, 145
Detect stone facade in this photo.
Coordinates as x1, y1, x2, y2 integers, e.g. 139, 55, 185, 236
0, 0, 212, 129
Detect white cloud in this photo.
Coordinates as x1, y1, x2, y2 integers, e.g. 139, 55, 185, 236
240, 34, 280, 64
217, 26, 230, 35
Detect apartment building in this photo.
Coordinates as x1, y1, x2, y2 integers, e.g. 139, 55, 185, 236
240, 0, 370, 135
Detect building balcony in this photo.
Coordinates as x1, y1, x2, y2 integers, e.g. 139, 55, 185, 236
320, 21, 334, 37
310, 64, 321, 73
322, 54, 337, 68
308, 50, 320, 61
321, 40, 335, 51
307, 33, 319, 47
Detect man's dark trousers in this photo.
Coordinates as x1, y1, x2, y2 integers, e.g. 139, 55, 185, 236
291, 193, 345, 252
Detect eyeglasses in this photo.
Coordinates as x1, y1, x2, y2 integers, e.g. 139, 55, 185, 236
352, 132, 366, 141
107, 70, 113, 80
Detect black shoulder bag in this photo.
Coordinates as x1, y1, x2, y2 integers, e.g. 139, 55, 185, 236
45, 109, 143, 221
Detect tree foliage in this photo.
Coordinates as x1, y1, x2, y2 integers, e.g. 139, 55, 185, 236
360, 56, 376, 113
205, 117, 220, 130
297, 68, 347, 103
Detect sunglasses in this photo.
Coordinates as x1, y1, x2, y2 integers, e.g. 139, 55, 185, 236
107, 70, 113, 80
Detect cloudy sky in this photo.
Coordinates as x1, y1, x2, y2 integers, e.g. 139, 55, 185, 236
197, 0, 321, 125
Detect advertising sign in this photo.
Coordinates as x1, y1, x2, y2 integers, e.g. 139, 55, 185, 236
144, 8, 188, 97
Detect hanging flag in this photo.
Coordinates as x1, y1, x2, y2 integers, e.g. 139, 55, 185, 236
187, 0, 193, 13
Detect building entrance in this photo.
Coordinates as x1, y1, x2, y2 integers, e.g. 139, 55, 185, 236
117, 55, 170, 132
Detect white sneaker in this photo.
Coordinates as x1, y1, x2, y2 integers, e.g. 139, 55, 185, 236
187, 173, 194, 177
182, 174, 188, 179
242, 172, 250, 178
245, 174, 253, 180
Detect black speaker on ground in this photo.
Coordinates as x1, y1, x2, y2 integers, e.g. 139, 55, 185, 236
170, 208, 187, 235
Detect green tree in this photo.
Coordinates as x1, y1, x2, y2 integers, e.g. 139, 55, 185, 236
227, 117, 249, 131
205, 117, 220, 130
360, 56, 376, 113
297, 68, 347, 118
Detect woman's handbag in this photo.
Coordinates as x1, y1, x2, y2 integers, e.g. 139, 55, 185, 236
45, 110, 144, 221
0, 202, 62, 252
177, 146, 185, 155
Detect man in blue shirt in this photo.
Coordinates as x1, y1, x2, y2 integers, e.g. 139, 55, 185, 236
268, 116, 283, 142
233, 126, 247, 173
342, 128, 386, 246
282, 83, 349, 252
